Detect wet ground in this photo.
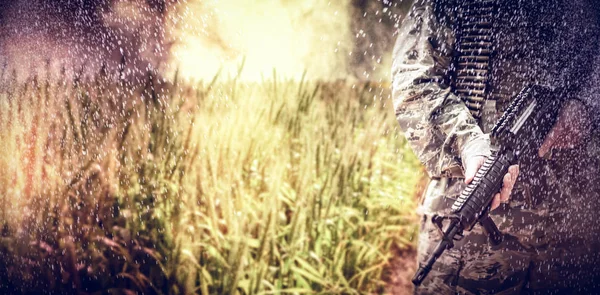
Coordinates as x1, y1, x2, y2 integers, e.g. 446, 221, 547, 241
384, 169, 427, 294
385, 246, 417, 294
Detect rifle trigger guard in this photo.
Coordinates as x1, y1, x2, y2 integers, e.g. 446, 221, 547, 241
431, 214, 461, 237
431, 214, 446, 236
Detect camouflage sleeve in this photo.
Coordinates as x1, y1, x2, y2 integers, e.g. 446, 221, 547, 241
391, 0, 490, 179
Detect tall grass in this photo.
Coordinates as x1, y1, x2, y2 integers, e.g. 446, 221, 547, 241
0, 69, 421, 294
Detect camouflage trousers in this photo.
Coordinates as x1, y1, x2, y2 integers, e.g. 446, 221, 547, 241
415, 136, 600, 294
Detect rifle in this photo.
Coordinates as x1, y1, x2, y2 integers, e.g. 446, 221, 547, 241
412, 85, 567, 286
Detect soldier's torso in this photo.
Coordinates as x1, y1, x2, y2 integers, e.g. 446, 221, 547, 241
417, 2, 600, 292
425, 0, 600, 246
445, 0, 598, 133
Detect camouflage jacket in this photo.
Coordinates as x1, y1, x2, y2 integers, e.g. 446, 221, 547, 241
392, 0, 600, 180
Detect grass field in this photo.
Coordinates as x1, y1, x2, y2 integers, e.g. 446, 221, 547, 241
0, 69, 422, 294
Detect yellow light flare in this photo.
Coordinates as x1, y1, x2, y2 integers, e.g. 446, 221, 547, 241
168, 0, 353, 82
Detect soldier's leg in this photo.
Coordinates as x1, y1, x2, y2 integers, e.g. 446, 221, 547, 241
454, 228, 532, 295
525, 139, 600, 293
415, 213, 466, 295
416, 213, 532, 295
415, 179, 532, 295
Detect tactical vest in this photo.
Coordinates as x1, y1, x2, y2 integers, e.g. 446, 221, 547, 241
452, 0, 497, 122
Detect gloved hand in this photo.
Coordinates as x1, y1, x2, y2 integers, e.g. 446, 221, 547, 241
464, 156, 520, 210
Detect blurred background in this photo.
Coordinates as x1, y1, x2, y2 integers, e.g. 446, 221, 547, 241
0, 0, 425, 294
0, 0, 412, 81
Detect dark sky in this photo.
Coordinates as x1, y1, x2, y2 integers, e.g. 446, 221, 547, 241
0, 0, 410, 81
350, 0, 411, 79
0, 0, 174, 79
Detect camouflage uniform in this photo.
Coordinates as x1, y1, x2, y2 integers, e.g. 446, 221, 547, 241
392, 0, 600, 293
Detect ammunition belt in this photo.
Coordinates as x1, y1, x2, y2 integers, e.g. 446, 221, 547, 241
453, 0, 497, 119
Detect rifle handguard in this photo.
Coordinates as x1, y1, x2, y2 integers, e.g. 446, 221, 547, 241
452, 149, 517, 229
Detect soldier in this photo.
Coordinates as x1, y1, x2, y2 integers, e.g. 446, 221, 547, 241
392, 0, 600, 293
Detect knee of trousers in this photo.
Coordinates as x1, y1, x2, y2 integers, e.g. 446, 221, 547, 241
416, 214, 531, 295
